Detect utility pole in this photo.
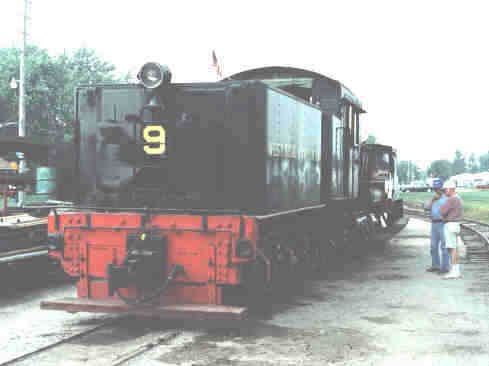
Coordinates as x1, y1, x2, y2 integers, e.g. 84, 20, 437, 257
17, 0, 29, 206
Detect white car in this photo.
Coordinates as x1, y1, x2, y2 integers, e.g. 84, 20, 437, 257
400, 182, 431, 192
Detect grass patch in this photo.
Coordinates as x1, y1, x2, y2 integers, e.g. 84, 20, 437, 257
401, 189, 489, 224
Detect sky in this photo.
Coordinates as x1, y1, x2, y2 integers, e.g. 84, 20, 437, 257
1, 0, 488, 168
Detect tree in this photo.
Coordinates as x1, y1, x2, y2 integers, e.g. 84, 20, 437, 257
397, 161, 409, 184
365, 134, 376, 144
0, 45, 129, 138
427, 159, 452, 180
0, 47, 24, 122
468, 153, 479, 173
452, 150, 466, 175
413, 164, 423, 181
397, 160, 422, 184
0, 46, 60, 137
0, 94, 10, 122
479, 152, 489, 172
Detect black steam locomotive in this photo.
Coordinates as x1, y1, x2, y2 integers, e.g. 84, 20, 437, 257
43, 64, 404, 318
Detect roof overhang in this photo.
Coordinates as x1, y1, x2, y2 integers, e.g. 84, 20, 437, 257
0, 137, 49, 162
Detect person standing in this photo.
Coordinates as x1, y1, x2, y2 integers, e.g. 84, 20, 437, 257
440, 180, 464, 279
424, 178, 449, 273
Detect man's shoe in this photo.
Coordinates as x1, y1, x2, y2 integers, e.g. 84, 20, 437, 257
442, 268, 460, 279
438, 269, 450, 274
426, 267, 440, 272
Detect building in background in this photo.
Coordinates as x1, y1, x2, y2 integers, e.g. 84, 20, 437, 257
450, 172, 489, 188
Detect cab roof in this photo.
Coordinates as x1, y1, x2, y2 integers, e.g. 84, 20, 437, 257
224, 66, 364, 112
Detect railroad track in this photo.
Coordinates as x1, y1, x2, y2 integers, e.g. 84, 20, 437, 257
0, 319, 116, 366
404, 206, 489, 262
0, 245, 48, 264
0, 316, 186, 366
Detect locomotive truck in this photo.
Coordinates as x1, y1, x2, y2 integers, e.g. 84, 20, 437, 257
42, 64, 404, 320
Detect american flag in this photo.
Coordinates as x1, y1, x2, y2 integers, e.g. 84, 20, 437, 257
211, 50, 222, 78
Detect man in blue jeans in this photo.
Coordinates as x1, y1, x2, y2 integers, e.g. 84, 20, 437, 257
424, 178, 450, 273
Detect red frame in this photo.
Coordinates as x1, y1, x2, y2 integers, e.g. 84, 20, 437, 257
48, 211, 258, 306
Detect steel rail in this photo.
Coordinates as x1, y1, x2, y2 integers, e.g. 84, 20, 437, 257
0, 317, 182, 366
0, 318, 120, 366
110, 331, 182, 366
459, 223, 489, 247
0, 245, 48, 264
404, 206, 489, 248
404, 206, 489, 227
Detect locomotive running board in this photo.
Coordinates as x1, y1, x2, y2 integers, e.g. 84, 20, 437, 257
41, 298, 247, 321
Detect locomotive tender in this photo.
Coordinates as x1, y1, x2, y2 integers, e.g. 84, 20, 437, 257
42, 64, 403, 319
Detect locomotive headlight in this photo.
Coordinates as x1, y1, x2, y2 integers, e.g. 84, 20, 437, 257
137, 62, 172, 89
369, 187, 384, 202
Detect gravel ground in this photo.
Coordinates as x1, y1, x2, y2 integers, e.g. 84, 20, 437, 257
2, 219, 489, 365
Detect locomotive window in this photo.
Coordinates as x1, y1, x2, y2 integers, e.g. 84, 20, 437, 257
354, 111, 360, 145
343, 104, 360, 146
349, 105, 354, 145
331, 115, 345, 196
349, 106, 354, 145
361, 153, 369, 177
376, 152, 391, 171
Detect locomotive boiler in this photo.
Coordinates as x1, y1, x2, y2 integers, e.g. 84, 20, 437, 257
42, 64, 404, 319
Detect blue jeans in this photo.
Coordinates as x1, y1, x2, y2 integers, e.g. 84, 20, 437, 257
431, 222, 450, 271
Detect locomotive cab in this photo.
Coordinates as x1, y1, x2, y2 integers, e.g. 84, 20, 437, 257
360, 143, 403, 223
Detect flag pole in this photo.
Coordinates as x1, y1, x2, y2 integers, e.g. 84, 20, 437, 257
211, 50, 222, 80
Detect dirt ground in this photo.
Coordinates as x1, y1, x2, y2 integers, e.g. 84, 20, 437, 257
2, 218, 489, 365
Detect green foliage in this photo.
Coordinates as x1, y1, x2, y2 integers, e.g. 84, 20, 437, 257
414, 166, 423, 180
479, 152, 489, 172
452, 149, 466, 175
468, 153, 478, 173
398, 150, 488, 184
397, 161, 408, 183
0, 44, 130, 138
0, 47, 23, 121
365, 134, 376, 144
427, 159, 452, 180
397, 160, 422, 184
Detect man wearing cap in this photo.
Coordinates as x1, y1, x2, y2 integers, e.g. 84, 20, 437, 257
440, 180, 464, 279
424, 178, 449, 273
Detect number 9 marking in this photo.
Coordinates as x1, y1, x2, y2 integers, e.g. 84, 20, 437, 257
143, 125, 166, 155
